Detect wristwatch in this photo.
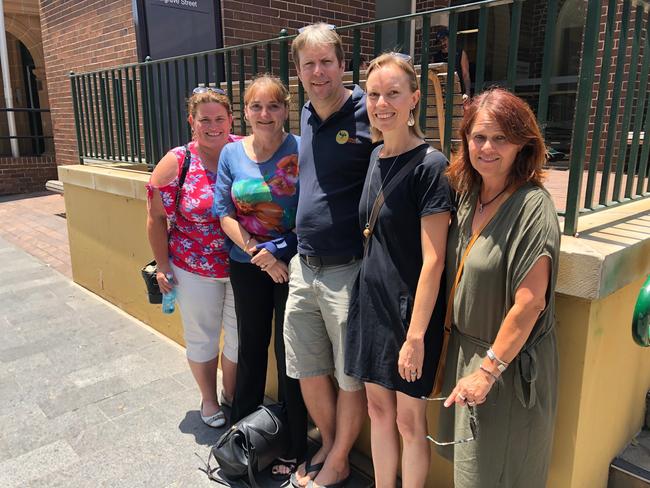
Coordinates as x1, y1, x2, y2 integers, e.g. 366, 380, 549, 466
487, 348, 509, 373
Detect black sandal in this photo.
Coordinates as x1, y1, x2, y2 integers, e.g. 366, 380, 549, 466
290, 454, 324, 487
271, 457, 298, 482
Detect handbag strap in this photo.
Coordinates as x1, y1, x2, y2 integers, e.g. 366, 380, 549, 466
432, 183, 520, 394
174, 145, 192, 212
363, 145, 432, 254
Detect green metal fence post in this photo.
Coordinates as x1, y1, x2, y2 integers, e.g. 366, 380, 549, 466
99, 72, 111, 159
506, 0, 523, 91
374, 24, 382, 58
584, 0, 617, 208
613, 3, 643, 201
443, 12, 458, 158
536, 0, 558, 134
419, 13, 430, 132
564, 0, 601, 236
279, 29, 290, 132
70, 72, 84, 163
600, 0, 631, 204
352, 28, 361, 86
474, 6, 488, 94
239, 49, 247, 135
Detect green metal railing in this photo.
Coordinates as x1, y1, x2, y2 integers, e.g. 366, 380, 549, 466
70, 0, 650, 236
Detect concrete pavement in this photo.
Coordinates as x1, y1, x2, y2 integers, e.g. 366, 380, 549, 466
0, 196, 373, 487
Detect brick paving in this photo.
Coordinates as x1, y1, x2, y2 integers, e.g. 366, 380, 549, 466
0, 192, 71, 278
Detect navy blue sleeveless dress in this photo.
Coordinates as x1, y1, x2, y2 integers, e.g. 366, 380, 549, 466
345, 143, 455, 398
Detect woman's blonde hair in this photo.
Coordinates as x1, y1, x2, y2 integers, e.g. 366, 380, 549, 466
186, 90, 232, 119
244, 74, 291, 108
365, 53, 424, 142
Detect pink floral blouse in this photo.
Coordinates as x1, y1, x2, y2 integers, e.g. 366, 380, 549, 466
146, 137, 241, 278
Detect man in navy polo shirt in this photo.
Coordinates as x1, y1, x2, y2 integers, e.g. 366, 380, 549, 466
284, 23, 375, 488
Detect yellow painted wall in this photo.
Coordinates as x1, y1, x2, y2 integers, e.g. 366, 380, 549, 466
61, 169, 650, 488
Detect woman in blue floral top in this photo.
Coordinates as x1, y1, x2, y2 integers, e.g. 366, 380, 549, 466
214, 75, 307, 481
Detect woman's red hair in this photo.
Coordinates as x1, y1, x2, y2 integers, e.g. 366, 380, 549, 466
446, 87, 547, 193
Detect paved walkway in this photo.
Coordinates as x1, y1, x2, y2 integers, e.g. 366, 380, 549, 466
0, 197, 373, 488
0, 235, 231, 487
0, 192, 71, 278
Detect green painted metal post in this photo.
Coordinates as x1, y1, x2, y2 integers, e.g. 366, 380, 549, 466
374, 24, 382, 58
76, 74, 89, 159
397, 19, 406, 52
626, 11, 650, 199
164, 62, 174, 153
419, 14, 430, 132
92, 73, 104, 158
266, 43, 272, 74
145, 58, 160, 165
183, 58, 190, 143
563, 0, 601, 236
174, 60, 184, 147
279, 29, 290, 132
613, 3, 643, 201
140, 63, 152, 165
600, 0, 631, 204
226, 51, 233, 105
352, 28, 361, 86
99, 73, 111, 159
85, 75, 98, 157
125, 69, 135, 161
252, 46, 258, 76
239, 49, 247, 135
131, 66, 142, 163
536, 0, 558, 134
443, 12, 458, 158
70, 72, 84, 163
203, 53, 209, 83
636, 14, 650, 195
584, 0, 617, 208
119, 69, 128, 159
506, 0, 523, 91
474, 6, 488, 94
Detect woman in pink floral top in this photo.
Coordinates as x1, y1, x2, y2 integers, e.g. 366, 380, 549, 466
146, 88, 240, 428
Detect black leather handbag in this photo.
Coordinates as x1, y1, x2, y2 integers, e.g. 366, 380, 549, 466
141, 146, 191, 304
201, 403, 289, 487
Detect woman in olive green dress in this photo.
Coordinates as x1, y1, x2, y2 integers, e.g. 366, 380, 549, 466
437, 88, 560, 488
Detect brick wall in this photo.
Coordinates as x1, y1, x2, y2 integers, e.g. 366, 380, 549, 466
221, 0, 375, 78
584, 0, 641, 177
0, 156, 57, 195
39, 0, 138, 167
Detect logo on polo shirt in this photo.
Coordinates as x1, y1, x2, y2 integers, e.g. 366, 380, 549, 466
335, 130, 349, 144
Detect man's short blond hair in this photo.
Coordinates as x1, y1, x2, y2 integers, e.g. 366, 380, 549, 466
291, 23, 344, 68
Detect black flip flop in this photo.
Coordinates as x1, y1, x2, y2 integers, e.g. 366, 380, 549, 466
289, 454, 324, 487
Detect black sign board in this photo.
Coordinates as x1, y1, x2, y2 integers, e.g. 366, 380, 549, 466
133, 0, 223, 61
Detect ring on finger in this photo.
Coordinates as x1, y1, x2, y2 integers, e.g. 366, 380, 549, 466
457, 393, 467, 401
467, 400, 476, 406
410, 371, 417, 377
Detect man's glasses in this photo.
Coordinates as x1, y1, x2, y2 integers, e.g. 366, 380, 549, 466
297, 23, 335, 34
421, 396, 477, 446
193, 85, 226, 95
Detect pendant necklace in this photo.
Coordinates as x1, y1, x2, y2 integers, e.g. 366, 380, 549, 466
364, 153, 401, 238
478, 185, 508, 214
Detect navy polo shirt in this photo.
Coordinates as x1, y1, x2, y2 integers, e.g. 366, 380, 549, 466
296, 85, 375, 257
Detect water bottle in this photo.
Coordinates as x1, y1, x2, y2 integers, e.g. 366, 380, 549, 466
162, 273, 176, 314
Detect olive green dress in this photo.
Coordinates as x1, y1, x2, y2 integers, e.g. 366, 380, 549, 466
437, 183, 561, 488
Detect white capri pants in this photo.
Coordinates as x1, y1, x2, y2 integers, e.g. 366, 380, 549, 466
171, 263, 238, 363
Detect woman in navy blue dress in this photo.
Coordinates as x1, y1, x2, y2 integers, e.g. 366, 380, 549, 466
345, 53, 454, 487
